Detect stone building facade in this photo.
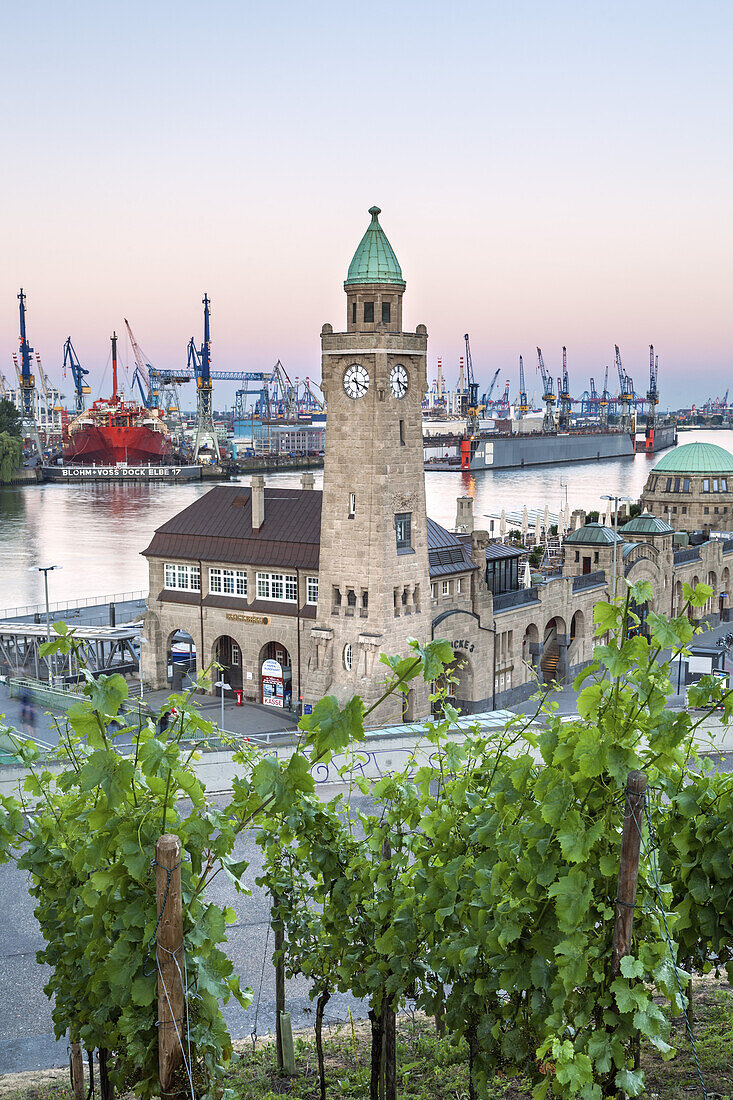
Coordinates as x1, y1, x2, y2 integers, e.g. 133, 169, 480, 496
140, 210, 733, 721
640, 441, 733, 533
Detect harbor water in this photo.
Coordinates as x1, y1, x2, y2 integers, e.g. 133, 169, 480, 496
0, 429, 723, 611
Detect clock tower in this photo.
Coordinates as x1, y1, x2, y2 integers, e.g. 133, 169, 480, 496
306, 207, 432, 721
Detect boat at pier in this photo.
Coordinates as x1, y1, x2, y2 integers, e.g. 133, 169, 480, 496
62, 332, 172, 466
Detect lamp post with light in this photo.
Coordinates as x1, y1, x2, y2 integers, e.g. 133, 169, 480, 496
214, 677, 230, 732
600, 495, 632, 598
29, 564, 62, 686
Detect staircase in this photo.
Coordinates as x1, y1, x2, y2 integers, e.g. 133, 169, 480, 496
541, 651, 559, 681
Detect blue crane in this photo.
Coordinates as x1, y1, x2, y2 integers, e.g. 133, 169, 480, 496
536, 347, 556, 433
62, 338, 91, 414
16, 289, 42, 456
557, 346, 572, 429
516, 355, 529, 417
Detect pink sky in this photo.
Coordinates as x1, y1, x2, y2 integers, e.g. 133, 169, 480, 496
2, 1, 731, 407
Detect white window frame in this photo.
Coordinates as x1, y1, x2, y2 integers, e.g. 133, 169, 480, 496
431, 583, 437, 599
165, 562, 200, 592
231, 643, 240, 666
256, 571, 298, 602
210, 567, 247, 598
343, 643, 353, 671
456, 577, 463, 594
306, 576, 319, 605
441, 580, 450, 597
285, 575, 298, 602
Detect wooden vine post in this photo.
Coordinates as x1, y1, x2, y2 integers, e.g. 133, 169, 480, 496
156, 834, 185, 1095
611, 770, 648, 977
273, 891, 286, 1072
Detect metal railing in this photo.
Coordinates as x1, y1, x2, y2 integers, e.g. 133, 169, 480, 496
492, 586, 539, 612
674, 548, 701, 565
572, 570, 607, 592
0, 589, 148, 622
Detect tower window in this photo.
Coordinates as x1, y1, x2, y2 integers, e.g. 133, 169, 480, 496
351, 302, 356, 324
343, 644, 353, 671
382, 301, 391, 324
395, 512, 412, 551
349, 492, 356, 517
363, 302, 374, 323
399, 420, 405, 446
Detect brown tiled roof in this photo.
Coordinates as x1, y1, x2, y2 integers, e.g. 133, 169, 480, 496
156, 589, 201, 605
143, 486, 322, 570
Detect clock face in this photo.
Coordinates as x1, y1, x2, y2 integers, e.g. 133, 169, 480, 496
390, 364, 409, 399
343, 363, 370, 399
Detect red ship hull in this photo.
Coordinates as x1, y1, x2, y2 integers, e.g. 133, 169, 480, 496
63, 423, 171, 465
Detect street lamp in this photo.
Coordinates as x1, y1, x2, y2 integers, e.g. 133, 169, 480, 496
214, 677, 230, 732
600, 495, 632, 598
28, 564, 62, 687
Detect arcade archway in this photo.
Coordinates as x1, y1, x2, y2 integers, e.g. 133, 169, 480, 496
212, 635, 243, 692
259, 641, 293, 710
166, 629, 196, 691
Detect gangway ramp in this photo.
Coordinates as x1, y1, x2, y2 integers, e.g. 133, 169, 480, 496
0, 621, 141, 683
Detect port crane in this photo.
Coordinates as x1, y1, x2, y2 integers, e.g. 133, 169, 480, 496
516, 355, 529, 418
557, 346, 572, 430
615, 345, 633, 432
62, 338, 91, 414
536, 347, 556, 432
188, 294, 221, 464
16, 289, 42, 457
481, 367, 501, 409
645, 344, 659, 441
463, 334, 481, 433
600, 365, 611, 424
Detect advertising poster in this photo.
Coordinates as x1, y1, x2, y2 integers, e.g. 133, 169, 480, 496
261, 658, 284, 708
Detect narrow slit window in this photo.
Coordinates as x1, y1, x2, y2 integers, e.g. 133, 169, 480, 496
349, 492, 356, 517
382, 301, 391, 324
399, 419, 405, 446
363, 301, 374, 323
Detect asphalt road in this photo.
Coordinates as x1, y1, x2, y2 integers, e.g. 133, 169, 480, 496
0, 791, 368, 1075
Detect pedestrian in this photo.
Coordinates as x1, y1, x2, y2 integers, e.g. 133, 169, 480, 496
20, 689, 36, 739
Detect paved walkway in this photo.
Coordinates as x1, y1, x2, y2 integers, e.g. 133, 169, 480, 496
0, 682, 299, 751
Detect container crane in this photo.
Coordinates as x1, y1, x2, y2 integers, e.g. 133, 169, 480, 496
600, 365, 611, 424
481, 368, 500, 409
537, 347, 556, 432
16, 289, 42, 457
645, 344, 659, 442
190, 294, 220, 464
62, 338, 91, 414
463, 334, 480, 433
615, 345, 633, 432
557, 346, 572, 430
516, 355, 529, 418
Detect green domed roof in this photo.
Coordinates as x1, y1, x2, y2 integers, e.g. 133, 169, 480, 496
620, 511, 674, 536
565, 522, 623, 545
653, 442, 733, 475
345, 206, 405, 287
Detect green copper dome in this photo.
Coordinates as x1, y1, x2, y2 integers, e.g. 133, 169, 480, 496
653, 442, 733, 475
620, 511, 674, 536
345, 206, 406, 287
565, 522, 623, 545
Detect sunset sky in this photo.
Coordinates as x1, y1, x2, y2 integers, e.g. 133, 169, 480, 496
2, 0, 731, 407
